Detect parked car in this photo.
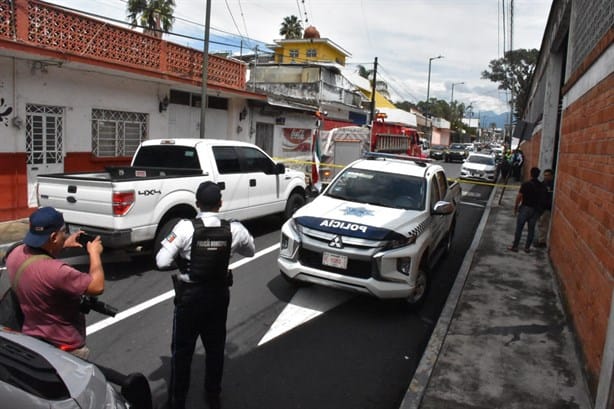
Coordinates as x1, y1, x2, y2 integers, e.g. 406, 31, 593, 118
460, 153, 498, 182
278, 152, 461, 307
0, 327, 151, 408
429, 144, 447, 160
445, 143, 469, 162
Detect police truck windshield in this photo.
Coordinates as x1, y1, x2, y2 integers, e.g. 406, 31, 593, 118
325, 169, 426, 210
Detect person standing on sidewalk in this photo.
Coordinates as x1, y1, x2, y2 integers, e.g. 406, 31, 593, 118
535, 169, 554, 247
156, 181, 255, 409
509, 167, 547, 253
4, 207, 105, 359
511, 149, 524, 181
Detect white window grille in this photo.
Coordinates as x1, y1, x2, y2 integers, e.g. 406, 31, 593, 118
26, 104, 64, 165
92, 109, 148, 157
306, 49, 317, 57
289, 49, 299, 58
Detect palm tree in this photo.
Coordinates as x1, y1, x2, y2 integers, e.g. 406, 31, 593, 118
279, 15, 303, 39
127, 0, 175, 38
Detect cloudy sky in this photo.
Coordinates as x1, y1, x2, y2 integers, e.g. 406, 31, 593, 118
46, 0, 552, 114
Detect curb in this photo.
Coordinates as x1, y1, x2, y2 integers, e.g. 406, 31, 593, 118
398, 183, 499, 409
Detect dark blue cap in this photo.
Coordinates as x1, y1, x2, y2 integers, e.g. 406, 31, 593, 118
24, 207, 65, 248
196, 181, 222, 206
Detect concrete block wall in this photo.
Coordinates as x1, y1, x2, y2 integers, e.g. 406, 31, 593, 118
550, 71, 614, 391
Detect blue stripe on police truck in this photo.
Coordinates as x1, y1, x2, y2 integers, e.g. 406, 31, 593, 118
295, 216, 405, 241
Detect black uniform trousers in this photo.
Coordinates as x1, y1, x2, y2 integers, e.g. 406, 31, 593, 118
169, 282, 230, 409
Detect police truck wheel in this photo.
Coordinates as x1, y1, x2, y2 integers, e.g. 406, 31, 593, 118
284, 193, 306, 220
406, 267, 428, 309
153, 217, 181, 271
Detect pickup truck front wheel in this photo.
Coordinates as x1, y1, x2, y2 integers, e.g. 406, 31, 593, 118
284, 192, 306, 220
153, 217, 181, 271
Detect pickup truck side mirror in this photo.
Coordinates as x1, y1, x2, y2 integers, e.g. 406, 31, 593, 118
432, 200, 454, 215
274, 163, 286, 174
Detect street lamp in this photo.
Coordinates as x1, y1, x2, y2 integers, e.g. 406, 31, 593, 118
426, 55, 443, 143
450, 82, 464, 105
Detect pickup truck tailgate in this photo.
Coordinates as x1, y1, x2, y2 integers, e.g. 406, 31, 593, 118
37, 175, 115, 217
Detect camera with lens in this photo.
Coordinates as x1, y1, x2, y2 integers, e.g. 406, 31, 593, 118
80, 295, 118, 317
76, 232, 96, 247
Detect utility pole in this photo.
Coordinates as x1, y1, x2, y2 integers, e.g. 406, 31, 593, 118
370, 57, 378, 124
199, 0, 212, 139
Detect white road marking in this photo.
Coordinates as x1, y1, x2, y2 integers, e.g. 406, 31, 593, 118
257, 286, 354, 346
460, 201, 486, 208
86, 243, 280, 335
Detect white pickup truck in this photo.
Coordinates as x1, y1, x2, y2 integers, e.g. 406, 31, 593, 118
37, 139, 307, 255
278, 153, 461, 307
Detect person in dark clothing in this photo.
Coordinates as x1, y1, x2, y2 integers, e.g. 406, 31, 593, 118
535, 169, 555, 247
509, 167, 547, 253
156, 182, 255, 409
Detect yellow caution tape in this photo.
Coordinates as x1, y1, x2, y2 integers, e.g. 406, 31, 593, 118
274, 157, 520, 189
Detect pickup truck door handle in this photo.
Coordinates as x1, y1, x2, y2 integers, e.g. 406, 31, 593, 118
249, 179, 256, 187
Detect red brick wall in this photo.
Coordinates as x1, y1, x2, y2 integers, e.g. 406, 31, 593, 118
550, 72, 614, 390
519, 131, 542, 180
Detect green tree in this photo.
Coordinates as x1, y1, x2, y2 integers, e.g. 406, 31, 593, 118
481, 48, 539, 119
395, 101, 417, 112
279, 15, 303, 39
127, 0, 175, 38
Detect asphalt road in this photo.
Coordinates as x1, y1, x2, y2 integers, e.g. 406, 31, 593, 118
69, 161, 491, 409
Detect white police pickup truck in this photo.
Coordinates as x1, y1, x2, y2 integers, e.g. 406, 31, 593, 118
36, 139, 307, 256
278, 153, 461, 306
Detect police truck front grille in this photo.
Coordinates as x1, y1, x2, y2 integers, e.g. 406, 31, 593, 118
299, 248, 373, 279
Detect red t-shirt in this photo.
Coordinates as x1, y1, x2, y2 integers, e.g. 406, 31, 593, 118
6, 245, 92, 349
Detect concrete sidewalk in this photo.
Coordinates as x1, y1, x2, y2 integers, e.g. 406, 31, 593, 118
403, 184, 592, 409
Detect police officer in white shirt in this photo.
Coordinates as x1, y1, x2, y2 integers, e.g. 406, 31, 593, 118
156, 181, 255, 409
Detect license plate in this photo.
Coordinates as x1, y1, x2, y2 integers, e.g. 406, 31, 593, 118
322, 252, 348, 270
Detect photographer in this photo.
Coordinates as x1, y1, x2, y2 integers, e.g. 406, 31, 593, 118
5, 207, 105, 359
156, 181, 255, 409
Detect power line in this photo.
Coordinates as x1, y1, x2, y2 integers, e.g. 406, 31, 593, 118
224, 0, 244, 39
237, 0, 250, 38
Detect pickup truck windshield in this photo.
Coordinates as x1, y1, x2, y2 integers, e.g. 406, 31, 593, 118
132, 145, 200, 169
325, 168, 426, 210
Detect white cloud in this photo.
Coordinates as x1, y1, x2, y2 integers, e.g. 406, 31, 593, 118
46, 0, 552, 114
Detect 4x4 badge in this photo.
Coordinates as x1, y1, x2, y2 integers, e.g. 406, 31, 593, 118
329, 235, 343, 249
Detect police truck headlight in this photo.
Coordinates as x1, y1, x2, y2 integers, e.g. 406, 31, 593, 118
387, 234, 417, 250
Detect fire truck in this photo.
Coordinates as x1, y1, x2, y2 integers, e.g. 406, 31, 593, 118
319, 113, 423, 184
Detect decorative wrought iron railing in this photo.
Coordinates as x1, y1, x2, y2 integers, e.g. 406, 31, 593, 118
0, 0, 246, 89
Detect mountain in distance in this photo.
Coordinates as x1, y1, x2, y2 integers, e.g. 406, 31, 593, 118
478, 111, 510, 129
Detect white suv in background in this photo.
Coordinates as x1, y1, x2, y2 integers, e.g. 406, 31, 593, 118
460, 153, 498, 182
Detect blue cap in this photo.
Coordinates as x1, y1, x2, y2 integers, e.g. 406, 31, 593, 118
24, 207, 65, 248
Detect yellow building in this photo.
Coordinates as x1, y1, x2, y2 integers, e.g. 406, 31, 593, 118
271, 26, 351, 66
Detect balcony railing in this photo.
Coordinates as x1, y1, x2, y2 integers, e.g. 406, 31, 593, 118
0, 0, 246, 90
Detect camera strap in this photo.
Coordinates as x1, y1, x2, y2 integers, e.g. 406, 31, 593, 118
12, 253, 50, 291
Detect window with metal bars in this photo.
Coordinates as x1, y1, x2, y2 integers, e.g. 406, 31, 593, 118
91, 109, 148, 157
